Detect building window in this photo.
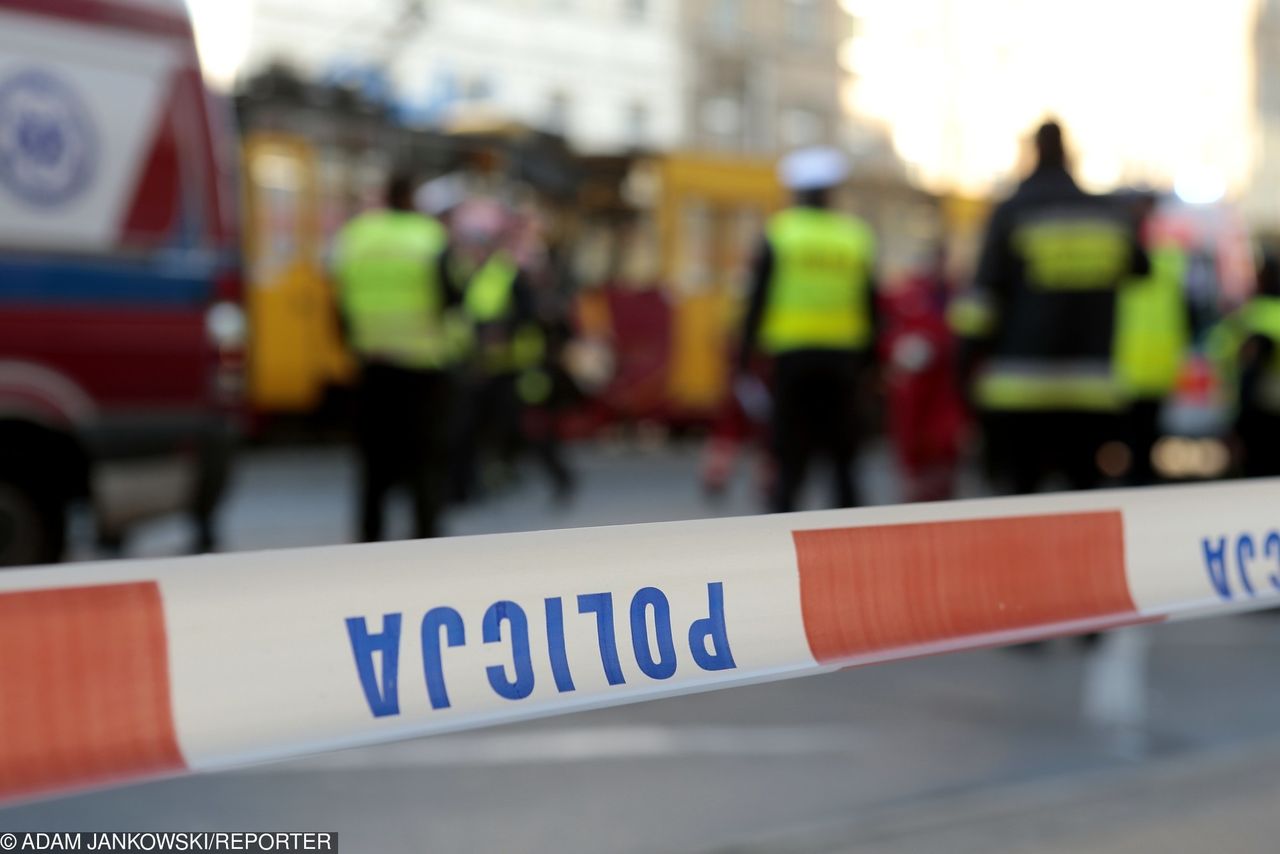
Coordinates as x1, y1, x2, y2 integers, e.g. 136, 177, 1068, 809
780, 107, 824, 147
701, 95, 742, 144
708, 0, 740, 41
622, 0, 646, 22
784, 0, 822, 45
626, 101, 650, 146
545, 91, 571, 135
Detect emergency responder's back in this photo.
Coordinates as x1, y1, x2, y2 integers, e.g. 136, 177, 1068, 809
982, 178, 1137, 362
952, 121, 1147, 496
334, 179, 451, 371
761, 206, 877, 355
958, 121, 1147, 414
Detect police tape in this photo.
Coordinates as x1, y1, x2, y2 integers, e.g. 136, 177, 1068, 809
1, 478, 1279, 805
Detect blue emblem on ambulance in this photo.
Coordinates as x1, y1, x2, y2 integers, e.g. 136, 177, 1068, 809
0, 69, 98, 208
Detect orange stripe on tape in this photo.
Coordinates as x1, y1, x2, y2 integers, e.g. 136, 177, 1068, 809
795, 511, 1141, 665
0, 582, 185, 802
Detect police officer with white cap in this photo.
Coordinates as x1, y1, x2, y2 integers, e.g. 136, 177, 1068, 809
738, 146, 879, 513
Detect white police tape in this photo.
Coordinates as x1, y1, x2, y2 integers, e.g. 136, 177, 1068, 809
1, 478, 1278, 805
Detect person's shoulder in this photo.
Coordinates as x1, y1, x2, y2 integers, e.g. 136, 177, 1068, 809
833, 211, 876, 247
387, 210, 447, 245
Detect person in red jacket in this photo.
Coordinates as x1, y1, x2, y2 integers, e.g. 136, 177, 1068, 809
878, 248, 968, 502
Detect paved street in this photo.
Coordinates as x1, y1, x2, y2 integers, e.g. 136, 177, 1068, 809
9, 443, 1280, 852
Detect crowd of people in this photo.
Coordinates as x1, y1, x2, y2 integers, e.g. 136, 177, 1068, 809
732, 120, 1280, 513
329, 119, 1279, 542
331, 173, 574, 542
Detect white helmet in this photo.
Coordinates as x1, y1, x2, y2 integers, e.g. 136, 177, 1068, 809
778, 146, 850, 191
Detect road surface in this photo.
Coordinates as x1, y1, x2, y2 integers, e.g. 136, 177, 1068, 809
8, 442, 1280, 853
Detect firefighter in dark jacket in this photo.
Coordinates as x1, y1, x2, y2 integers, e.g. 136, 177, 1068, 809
950, 121, 1148, 493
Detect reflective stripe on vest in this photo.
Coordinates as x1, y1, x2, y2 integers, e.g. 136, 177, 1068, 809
976, 359, 1125, 412
336, 211, 451, 369
1114, 243, 1189, 398
1012, 218, 1132, 290
760, 208, 876, 354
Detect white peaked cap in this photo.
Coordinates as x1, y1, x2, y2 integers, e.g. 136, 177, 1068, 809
778, 146, 851, 191
415, 173, 467, 216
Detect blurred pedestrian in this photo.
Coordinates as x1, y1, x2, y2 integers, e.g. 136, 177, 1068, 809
880, 248, 968, 502
950, 121, 1148, 494
451, 200, 573, 502
1235, 251, 1280, 477
1112, 192, 1192, 485
333, 171, 464, 541
738, 146, 879, 513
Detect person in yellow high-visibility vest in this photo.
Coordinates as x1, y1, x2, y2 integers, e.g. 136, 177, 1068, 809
451, 202, 573, 503
1113, 192, 1192, 484
738, 146, 879, 513
1236, 251, 1280, 477
333, 172, 465, 541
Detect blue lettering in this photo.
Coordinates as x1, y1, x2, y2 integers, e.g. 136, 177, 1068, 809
1267, 531, 1280, 593
345, 613, 402, 718
1237, 533, 1258, 598
1203, 536, 1232, 600
688, 582, 737, 672
544, 597, 576, 693
421, 607, 465, 710
630, 587, 677, 680
578, 592, 626, 685
483, 601, 535, 700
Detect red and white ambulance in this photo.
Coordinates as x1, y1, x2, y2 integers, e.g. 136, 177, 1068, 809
0, 0, 244, 564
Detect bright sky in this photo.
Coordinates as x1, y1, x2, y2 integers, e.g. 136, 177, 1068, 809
188, 0, 1263, 198
188, 0, 253, 90
839, 0, 1262, 197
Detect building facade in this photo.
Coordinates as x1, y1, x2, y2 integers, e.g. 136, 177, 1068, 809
1247, 0, 1280, 237
243, 0, 854, 157
245, 0, 685, 154
679, 0, 851, 154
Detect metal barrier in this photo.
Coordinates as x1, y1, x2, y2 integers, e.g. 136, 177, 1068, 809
1, 479, 1277, 804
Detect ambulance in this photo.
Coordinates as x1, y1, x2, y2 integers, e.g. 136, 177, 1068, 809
0, 0, 244, 564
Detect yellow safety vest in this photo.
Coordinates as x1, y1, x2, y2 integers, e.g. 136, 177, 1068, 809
335, 210, 456, 370
465, 252, 545, 373
465, 252, 519, 323
760, 208, 876, 354
1114, 243, 1190, 399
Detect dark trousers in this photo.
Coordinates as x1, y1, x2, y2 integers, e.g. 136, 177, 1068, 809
523, 401, 574, 499
453, 372, 574, 501
770, 350, 864, 514
451, 372, 520, 502
355, 363, 452, 541
983, 410, 1116, 494
1239, 409, 1280, 478
1125, 398, 1163, 486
